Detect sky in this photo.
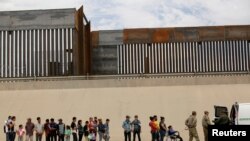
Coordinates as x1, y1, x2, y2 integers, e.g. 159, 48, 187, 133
0, 0, 249, 30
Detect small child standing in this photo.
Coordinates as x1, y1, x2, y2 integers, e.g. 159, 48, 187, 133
65, 125, 72, 141
16, 124, 25, 141
88, 130, 96, 141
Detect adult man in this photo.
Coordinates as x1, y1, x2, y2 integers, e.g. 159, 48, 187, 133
185, 111, 200, 141
202, 111, 211, 141
103, 119, 110, 141
159, 117, 167, 141
71, 117, 78, 141
25, 118, 35, 141
44, 119, 51, 141
49, 118, 58, 141
122, 115, 132, 141
35, 117, 44, 141
58, 119, 65, 141
131, 115, 141, 141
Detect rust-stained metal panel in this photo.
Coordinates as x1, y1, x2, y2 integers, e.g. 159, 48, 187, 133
225, 26, 250, 40
174, 27, 199, 42
124, 28, 153, 44
84, 22, 91, 74
198, 26, 225, 41
152, 28, 174, 43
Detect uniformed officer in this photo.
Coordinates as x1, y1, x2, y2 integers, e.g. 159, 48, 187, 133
202, 111, 211, 141
185, 111, 200, 141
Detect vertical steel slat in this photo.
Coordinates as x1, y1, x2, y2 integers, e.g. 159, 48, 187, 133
198, 42, 202, 72
233, 41, 237, 71
239, 40, 242, 71
126, 44, 129, 74
123, 45, 126, 74
175, 42, 179, 73
44, 29, 48, 76
153, 44, 157, 73
134, 44, 137, 74
55, 29, 59, 75
47, 29, 51, 76
136, 44, 139, 74
245, 40, 249, 71
201, 42, 205, 72
204, 41, 208, 72
186, 42, 190, 73
210, 41, 214, 72
35, 30, 39, 76
213, 41, 217, 72
132, 44, 136, 74
67, 29, 71, 75
173, 43, 177, 73
26, 30, 30, 77
192, 42, 196, 73
207, 42, 211, 72
226, 41, 230, 71
39, 30, 42, 76
161, 43, 164, 73
142, 43, 146, 73
50, 29, 54, 76
22, 30, 25, 77
9, 31, 13, 77
189, 42, 193, 73
229, 41, 233, 71
3, 31, 6, 77
248, 41, 250, 71
129, 44, 132, 74
195, 42, 199, 72
117, 45, 120, 74
6, 31, 10, 77
183, 42, 186, 73
236, 41, 240, 71
148, 44, 151, 73
14, 31, 18, 77
63, 29, 67, 75
59, 29, 63, 75
170, 43, 174, 73
179, 43, 186, 72
138, 44, 141, 74
31, 30, 34, 76
219, 41, 223, 72
0, 31, 2, 77
163, 43, 167, 73
224, 41, 228, 72
167, 43, 170, 73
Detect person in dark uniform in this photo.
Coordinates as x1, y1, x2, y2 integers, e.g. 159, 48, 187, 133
214, 111, 231, 125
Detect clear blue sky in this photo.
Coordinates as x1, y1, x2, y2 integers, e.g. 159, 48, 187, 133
0, 0, 249, 30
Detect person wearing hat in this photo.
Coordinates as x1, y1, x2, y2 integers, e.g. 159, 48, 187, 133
122, 115, 132, 141
214, 110, 231, 125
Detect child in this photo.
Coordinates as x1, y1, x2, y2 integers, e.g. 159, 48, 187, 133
88, 130, 96, 141
65, 125, 72, 141
16, 124, 25, 141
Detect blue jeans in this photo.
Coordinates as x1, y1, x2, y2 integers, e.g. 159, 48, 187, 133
159, 130, 166, 141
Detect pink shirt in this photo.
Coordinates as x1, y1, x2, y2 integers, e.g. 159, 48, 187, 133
17, 128, 25, 136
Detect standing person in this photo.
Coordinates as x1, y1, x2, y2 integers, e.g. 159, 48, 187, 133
149, 116, 160, 141
25, 118, 35, 141
202, 111, 211, 141
78, 120, 84, 141
65, 125, 71, 141
4, 116, 12, 141
58, 119, 65, 141
8, 116, 16, 141
103, 119, 110, 141
131, 115, 141, 141
83, 121, 89, 141
16, 124, 25, 141
97, 119, 105, 141
185, 111, 200, 141
35, 117, 44, 141
44, 119, 51, 141
122, 115, 132, 141
49, 118, 58, 141
159, 117, 167, 141
71, 117, 78, 141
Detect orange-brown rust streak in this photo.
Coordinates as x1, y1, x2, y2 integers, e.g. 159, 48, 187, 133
91, 31, 99, 48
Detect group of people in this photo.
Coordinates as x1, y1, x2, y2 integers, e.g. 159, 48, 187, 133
121, 115, 183, 141
3, 116, 110, 141
185, 110, 231, 141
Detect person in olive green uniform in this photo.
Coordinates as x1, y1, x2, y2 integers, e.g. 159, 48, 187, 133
214, 111, 230, 125
202, 111, 211, 141
185, 111, 200, 141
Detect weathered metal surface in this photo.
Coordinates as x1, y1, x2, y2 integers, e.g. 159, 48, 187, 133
91, 31, 99, 48
225, 26, 250, 40
92, 45, 117, 74
0, 9, 75, 30
99, 30, 123, 45
84, 22, 91, 74
198, 26, 225, 41
124, 28, 153, 43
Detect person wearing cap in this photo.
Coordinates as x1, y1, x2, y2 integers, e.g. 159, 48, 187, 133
185, 111, 200, 141
214, 111, 230, 125
131, 115, 141, 141
122, 115, 132, 141
202, 111, 211, 141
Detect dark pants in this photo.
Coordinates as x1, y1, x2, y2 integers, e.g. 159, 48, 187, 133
124, 131, 131, 141
133, 131, 141, 141
159, 130, 166, 141
45, 135, 50, 141
36, 134, 42, 141
8, 132, 15, 141
72, 133, 78, 141
78, 133, 83, 141
50, 134, 57, 141
151, 132, 160, 141
58, 134, 64, 141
